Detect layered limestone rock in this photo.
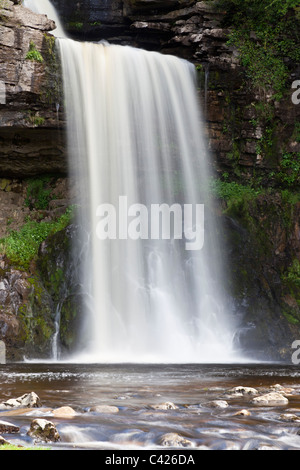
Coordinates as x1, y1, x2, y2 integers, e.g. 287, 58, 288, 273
0, 0, 66, 177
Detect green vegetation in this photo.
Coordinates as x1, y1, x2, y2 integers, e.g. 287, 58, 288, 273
25, 41, 44, 63
0, 444, 50, 451
67, 21, 84, 30
213, 0, 300, 101
282, 259, 300, 290
0, 207, 75, 270
25, 176, 53, 210
209, 176, 261, 201
26, 111, 45, 127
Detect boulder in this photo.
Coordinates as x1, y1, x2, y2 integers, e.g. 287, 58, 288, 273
52, 406, 77, 417
227, 386, 258, 397
27, 418, 60, 442
252, 392, 289, 406
204, 400, 229, 409
0, 392, 41, 410
89, 405, 119, 414
0, 420, 20, 433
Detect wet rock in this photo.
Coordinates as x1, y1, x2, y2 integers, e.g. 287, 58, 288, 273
89, 405, 119, 414
150, 401, 178, 410
270, 384, 294, 396
252, 392, 289, 406
0, 392, 41, 410
27, 418, 60, 442
204, 400, 229, 409
233, 409, 251, 417
0, 420, 20, 433
227, 386, 258, 397
280, 413, 300, 423
0, 435, 10, 446
158, 432, 194, 447
52, 406, 77, 417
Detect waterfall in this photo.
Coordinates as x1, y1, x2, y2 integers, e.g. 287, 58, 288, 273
23, 0, 241, 363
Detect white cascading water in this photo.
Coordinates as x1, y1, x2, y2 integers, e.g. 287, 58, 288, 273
23, 0, 240, 363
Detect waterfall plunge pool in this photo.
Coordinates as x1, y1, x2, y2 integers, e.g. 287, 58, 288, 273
1, 362, 300, 450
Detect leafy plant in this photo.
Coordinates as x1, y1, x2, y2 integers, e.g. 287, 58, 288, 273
276, 152, 300, 188
0, 207, 75, 269
25, 177, 53, 210
25, 41, 44, 63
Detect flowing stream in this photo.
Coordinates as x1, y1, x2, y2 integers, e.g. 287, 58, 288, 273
1, 363, 300, 450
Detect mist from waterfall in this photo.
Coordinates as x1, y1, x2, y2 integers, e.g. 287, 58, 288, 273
23, 0, 242, 363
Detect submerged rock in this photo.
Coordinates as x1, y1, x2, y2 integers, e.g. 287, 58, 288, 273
280, 413, 300, 422
27, 418, 60, 442
204, 400, 229, 409
252, 392, 289, 406
89, 405, 119, 414
233, 409, 251, 417
150, 402, 178, 410
158, 432, 194, 447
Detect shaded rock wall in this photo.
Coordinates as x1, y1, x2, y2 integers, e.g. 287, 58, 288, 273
0, 0, 66, 178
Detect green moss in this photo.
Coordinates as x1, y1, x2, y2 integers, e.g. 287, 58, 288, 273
41, 34, 63, 106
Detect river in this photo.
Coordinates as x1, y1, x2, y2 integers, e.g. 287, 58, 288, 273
1, 362, 300, 450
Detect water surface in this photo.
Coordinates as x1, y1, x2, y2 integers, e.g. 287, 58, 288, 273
1, 363, 300, 450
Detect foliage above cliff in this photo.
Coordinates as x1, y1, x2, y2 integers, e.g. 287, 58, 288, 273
213, 0, 300, 100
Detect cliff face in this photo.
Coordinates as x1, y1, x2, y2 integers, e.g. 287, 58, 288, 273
0, 0, 299, 361
0, 0, 66, 178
